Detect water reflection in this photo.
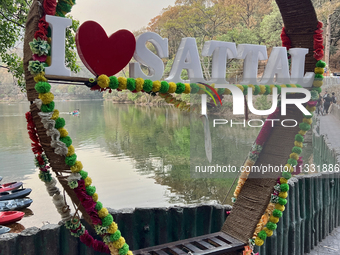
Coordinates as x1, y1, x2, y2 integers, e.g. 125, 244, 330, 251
0, 101, 261, 228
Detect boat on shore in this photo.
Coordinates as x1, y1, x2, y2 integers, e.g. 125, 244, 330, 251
0, 211, 25, 225
0, 198, 33, 211
0, 182, 23, 193
0, 189, 32, 201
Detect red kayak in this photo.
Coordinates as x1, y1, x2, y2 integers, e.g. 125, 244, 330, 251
0, 182, 23, 193
0, 211, 25, 225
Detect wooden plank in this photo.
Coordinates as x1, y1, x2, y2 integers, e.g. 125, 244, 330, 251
182, 243, 203, 253
205, 238, 227, 247
167, 247, 187, 255
154, 250, 169, 255
196, 241, 216, 249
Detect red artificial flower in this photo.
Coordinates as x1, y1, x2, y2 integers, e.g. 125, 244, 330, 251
43, 0, 57, 16
317, 21, 323, 29
314, 49, 324, 61
34, 30, 47, 41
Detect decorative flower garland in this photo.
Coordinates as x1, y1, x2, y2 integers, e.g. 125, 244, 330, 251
247, 22, 325, 250
27, 1, 132, 254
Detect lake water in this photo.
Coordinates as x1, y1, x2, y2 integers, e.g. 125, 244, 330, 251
0, 100, 262, 229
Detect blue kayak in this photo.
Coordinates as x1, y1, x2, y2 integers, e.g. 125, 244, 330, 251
0, 198, 33, 211
0, 189, 32, 201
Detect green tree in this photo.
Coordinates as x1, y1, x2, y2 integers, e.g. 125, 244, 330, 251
0, 0, 79, 91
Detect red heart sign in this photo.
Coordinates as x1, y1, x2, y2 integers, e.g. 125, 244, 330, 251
76, 21, 136, 77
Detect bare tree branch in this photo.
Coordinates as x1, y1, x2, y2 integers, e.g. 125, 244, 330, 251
0, 10, 25, 28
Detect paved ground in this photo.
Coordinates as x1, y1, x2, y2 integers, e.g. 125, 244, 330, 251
307, 113, 340, 255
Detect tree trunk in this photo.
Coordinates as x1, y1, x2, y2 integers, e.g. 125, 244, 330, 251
325, 14, 331, 70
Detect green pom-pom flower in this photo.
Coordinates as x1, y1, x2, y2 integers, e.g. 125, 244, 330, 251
159, 81, 170, 93
102, 214, 113, 227
95, 202, 103, 211
110, 230, 121, 242
217, 88, 225, 95
287, 158, 298, 166
190, 83, 200, 94
39, 171, 52, 183
242, 85, 248, 95
316, 60, 326, 68
303, 112, 313, 119
280, 183, 289, 192
266, 222, 277, 230
79, 170, 88, 179
258, 230, 267, 240
273, 209, 283, 218
299, 123, 311, 131
312, 87, 322, 94
295, 84, 302, 88
86, 186, 96, 196
65, 154, 77, 166
41, 101, 55, 112
295, 134, 304, 142
274, 85, 281, 94
119, 243, 129, 255
282, 171, 292, 180
175, 83, 185, 94
109, 76, 119, 89
254, 85, 260, 95
292, 146, 302, 154
28, 60, 45, 75
143, 80, 153, 92
29, 38, 50, 56
126, 78, 136, 91
55, 117, 66, 129
35, 82, 51, 93
314, 74, 324, 79
286, 84, 292, 88
264, 85, 271, 95
60, 136, 72, 147
278, 197, 287, 206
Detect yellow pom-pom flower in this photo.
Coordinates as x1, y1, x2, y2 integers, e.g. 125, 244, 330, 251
314, 67, 324, 74
281, 84, 286, 88
51, 109, 59, 120
92, 193, 98, 202
152, 81, 161, 92
98, 75, 110, 88
313, 80, 323, 87
135, 78, 144, 92
39, 92, 54, 105
236, 84, 244, 92
168, 82, 177, 93
58, 128, 68, 138
290, 153, 299, 160
127, 251, 133, 255
299, 130, 307, 136
259, 85, 266, 95
84, 177, 92, 187
98, 207, 109, 219
113, 237, 126, 249
303, 118, 313, 125
255, 237, 264, 246
263, 227, 273, 237
70, 161, 83, 173
184, 83, 191, 94
290, 84, 297, 88
294, 141, 303, 148
47, 37, 52, 44
269, 216, 280, 224
197, 84, 205, 94
118, 77, 127, 90
275, 204, 285, 212
280, 177, 288, 184
270, 85, 276, 95
279, 192, 288, 199
248, 84, 255, 93
67, 145, 75, 157
34, 72, 47, 82
285, 164, 294, 172
224, 88, 231, 95
107, 222, 118, 234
